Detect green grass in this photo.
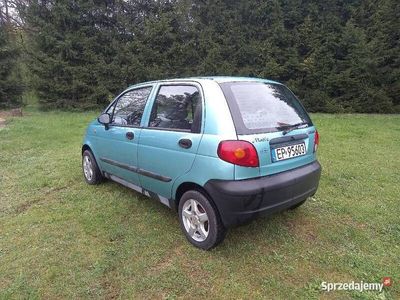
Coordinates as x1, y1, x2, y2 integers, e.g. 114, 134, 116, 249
0, 112, 399, 299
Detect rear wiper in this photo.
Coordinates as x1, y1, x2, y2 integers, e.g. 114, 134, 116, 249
281, 122, 308, 135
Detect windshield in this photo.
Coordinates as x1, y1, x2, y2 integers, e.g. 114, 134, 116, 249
219, 82, 312, 134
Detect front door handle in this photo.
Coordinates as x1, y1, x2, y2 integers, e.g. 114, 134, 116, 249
178, 138, 192, 149
126, 131, 134, 140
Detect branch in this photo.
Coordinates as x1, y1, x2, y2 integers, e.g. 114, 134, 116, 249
0, 9, 24, 27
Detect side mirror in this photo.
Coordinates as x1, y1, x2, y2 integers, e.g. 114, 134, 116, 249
98, 113, 111, 127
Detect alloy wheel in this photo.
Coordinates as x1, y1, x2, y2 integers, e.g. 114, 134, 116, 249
181, 199, 209, 242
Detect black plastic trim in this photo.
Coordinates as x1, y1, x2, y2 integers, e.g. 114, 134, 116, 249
269, 133, 308, 145
100, 157, 138, 172
100, 157, 172, 182
178, 138, 192, 149
138, 168, 172, 183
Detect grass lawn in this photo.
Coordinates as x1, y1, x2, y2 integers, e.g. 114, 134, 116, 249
0, 111, 399, 299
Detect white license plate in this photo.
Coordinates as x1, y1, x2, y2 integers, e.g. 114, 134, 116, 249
274, 142, 306, 161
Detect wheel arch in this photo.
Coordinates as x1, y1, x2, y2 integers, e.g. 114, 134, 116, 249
82, 144, 92, 155
175, 182, 215, 212
81, 143, 102, 173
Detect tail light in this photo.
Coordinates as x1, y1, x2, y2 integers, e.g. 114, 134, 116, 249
217, 140, 259, 167
314, 130, 320, 152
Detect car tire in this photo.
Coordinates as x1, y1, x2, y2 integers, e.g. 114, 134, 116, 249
82, 150, 103, 185
289, 199, 307, 210
178, 190, 226, 250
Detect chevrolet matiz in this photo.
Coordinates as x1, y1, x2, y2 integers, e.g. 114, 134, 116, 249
82, 77, 321, 249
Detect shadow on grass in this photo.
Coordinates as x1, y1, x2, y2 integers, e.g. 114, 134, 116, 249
100, 178, 307, 257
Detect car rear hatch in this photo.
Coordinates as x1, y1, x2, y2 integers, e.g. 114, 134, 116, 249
219, 81, 318, 179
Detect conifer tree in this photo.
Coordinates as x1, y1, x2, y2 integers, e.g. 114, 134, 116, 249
0, 22, 23, 108
16, 0, 400, 112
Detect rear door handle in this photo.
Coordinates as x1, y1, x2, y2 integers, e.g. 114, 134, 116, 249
178, 138, 192, 149
126, 131, 134, 140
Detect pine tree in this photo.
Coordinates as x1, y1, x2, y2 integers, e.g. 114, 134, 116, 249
0, 23, 24, 108
22, 0, 132, 109
15, 0, 400, 112
367, 0, 399, 111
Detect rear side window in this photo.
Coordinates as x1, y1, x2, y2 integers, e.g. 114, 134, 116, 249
220, 82, 312, 134
109, 87, 152, 126
148, 85, 202, 133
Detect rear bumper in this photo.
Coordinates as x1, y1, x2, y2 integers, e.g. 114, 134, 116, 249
204, 161, 322, 227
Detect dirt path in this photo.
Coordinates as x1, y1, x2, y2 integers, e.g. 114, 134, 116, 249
0, 108, 23, 128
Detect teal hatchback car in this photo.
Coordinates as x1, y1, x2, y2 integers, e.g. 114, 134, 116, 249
82, 77, 321, 249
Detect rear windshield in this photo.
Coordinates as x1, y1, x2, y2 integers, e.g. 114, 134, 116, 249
220, 82, 312, 134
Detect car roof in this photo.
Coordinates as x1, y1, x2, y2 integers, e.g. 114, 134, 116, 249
127, 76, 281, 89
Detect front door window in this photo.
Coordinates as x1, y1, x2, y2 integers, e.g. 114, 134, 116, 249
111, 87, 153, 126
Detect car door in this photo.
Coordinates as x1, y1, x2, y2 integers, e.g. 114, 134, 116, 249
94, 86, 154, 187
137, 83, 204, 201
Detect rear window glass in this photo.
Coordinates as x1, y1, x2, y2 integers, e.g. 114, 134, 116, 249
220, 82, 312, 134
